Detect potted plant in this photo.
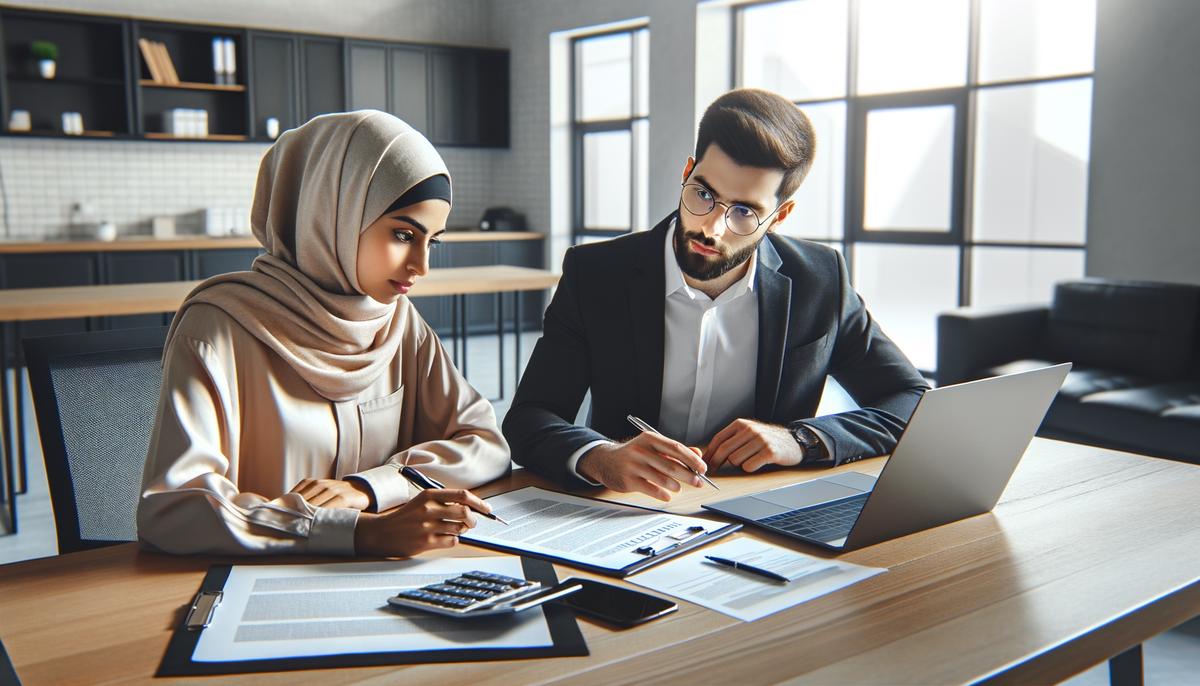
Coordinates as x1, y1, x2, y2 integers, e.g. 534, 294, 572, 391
31, 40, 58, 79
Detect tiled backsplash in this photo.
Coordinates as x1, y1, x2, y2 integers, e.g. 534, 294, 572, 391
0, 137, 496, 240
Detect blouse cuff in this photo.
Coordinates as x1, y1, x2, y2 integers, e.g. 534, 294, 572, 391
308, 507, 359, 556
349, 464, 415, 513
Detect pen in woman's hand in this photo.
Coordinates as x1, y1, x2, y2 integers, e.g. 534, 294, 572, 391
626, 415, 720, 489
400, 466, 509, 525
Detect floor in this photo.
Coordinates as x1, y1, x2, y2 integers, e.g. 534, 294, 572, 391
1, 331, 1197, 684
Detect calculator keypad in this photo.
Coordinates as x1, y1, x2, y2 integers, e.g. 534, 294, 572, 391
391, 571, 539, 614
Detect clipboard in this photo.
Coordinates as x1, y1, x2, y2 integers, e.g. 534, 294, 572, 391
462, 488, 742, 577
156, 557, 586, 676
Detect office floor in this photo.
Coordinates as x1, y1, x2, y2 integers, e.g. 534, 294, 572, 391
1, 331, 1197, 685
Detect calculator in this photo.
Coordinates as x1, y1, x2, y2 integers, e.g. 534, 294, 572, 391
387, 570, 582, 618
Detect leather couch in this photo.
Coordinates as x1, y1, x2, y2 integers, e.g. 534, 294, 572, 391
936, 278, 1200, 464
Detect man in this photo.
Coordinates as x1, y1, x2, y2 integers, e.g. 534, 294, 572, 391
504, 88, 929, 501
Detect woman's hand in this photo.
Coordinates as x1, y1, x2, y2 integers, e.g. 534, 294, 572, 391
353, 488, 492, 557
289, 478, 373, 511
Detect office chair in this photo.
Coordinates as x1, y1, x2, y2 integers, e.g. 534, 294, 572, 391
24, 327, 168, 554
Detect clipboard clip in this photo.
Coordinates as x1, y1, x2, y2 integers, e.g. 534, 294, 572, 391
634, 525, 707, 557
185, 590, 223, 631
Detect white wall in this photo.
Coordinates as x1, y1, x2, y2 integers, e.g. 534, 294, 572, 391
1086, 0, 1200, 285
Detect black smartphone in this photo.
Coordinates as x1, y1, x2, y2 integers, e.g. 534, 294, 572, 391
555, 577, 677, 628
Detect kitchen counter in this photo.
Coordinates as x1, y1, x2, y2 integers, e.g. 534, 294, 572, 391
0, 231, 542, 254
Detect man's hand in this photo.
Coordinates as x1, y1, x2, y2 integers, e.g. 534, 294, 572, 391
704, 419, 804, 473
577, 433, 707, 501
290, 478, 373, 511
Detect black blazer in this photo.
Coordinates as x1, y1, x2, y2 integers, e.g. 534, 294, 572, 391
503, 213, 930, 487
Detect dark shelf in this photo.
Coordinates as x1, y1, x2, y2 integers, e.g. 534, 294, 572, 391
6, 74, 125, 87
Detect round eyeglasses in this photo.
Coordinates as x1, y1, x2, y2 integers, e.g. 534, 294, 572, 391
680, 183, 782, 236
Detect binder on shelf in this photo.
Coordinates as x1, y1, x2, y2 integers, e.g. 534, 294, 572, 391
223, 38, 237, 85
138, 38, 164, 83
155, 42, 180, 84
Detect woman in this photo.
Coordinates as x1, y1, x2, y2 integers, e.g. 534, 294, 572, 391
137, 110, 510, 557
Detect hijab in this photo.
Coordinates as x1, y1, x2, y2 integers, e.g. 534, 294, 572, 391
164, 110, 451, 402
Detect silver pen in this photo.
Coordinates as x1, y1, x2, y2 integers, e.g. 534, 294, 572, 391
626, 414, 719, 489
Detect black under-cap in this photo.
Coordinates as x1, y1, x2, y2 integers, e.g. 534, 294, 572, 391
382, 174, 451, 217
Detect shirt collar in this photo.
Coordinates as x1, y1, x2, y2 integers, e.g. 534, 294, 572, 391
664, 218, 758, 302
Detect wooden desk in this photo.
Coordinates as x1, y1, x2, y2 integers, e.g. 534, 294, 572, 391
0, 266, 559, 534
1, 438, 1196, 685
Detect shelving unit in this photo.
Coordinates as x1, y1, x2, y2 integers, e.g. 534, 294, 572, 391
0, 6, 509, 147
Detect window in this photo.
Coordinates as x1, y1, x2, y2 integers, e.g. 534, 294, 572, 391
737, 0, 1093, 371
572, 28, 649, 242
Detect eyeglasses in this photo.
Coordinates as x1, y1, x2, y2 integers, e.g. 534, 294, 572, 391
680, 182, 782, 236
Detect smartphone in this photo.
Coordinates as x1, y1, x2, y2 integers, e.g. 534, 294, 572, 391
555, 577, 677, 628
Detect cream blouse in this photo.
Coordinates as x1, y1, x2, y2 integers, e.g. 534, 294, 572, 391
137, 299, 511, 555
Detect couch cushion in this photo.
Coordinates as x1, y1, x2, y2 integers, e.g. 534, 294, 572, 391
1041, 381, 1200, 463
1045, 279, 1200, 379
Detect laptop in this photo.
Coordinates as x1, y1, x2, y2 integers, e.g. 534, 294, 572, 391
702, 363, 1071, 551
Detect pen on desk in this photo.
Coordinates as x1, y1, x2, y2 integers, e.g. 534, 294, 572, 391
400, 466, 510, 525
704, 556, 791, 584
626, 415, 719, 489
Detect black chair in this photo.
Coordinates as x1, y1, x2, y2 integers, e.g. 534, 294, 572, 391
24, 327, 167, 554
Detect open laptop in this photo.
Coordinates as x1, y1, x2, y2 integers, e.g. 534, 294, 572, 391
702, 363, 1071, 551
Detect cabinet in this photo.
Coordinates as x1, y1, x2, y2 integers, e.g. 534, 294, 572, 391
299, 36, 343, 123
100, 251, 185, 329
1, 253, 97, 364
249, 31, 297, 141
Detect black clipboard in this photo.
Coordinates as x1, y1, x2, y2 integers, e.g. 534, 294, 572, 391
462, 488, 742, 577
156, 557, 586, 677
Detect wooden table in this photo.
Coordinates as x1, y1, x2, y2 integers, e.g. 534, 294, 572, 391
0, 266, 559, 534
1, 438, 1197, 685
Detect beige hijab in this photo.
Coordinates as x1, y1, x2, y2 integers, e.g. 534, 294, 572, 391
165, 110, 451, 402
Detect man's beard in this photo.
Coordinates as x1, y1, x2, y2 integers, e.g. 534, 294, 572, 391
673, 222, 762, 282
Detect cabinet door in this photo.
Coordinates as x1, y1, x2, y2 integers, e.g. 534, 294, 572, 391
3, 253, 98, 365
388, 47, 428, 134
100, 251, 185, 329
250, 32, 298, 140
476, 49, 510, 147
429, 49, 477, 145
300, 36, 344, 122
347, 42, 388, 112
445, 242, 498, 332
190, 249, 261, 279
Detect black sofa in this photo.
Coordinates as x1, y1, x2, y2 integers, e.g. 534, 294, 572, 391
937, 278, 1200, 464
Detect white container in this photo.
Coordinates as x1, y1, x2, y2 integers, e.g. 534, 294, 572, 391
38, 59, 56, 79
8, 109, 31, 132
151, 215, 176, 239
95, 221, 117, 242
265, 117, 280, 139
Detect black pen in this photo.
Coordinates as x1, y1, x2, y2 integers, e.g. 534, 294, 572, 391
704, 555, 791, 584
400, 465, 509, 525
626, 414, 719, 489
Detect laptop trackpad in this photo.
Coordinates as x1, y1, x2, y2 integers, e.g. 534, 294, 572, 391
756, 479, 864, 509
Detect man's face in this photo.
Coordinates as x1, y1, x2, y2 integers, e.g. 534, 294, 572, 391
674, 143, 789, 282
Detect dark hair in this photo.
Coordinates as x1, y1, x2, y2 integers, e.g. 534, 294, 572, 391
694, 88, 817, 202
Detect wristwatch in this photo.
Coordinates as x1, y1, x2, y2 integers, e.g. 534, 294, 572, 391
790, 424, 825, 464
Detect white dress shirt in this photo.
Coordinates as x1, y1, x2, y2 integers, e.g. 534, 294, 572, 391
567, 221, 759, 480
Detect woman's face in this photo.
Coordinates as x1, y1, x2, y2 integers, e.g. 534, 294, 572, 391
356, 199, 450, 304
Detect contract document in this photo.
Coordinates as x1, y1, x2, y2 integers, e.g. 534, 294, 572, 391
462, 487, 740, 576
629, 537, 885, 622
192, 557, 553, 662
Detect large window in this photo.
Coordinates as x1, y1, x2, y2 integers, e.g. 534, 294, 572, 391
571, 27, 649, 243
737, 0, 1094, 371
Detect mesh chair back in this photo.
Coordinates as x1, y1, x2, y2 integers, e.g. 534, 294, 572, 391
25, 327, 167, 554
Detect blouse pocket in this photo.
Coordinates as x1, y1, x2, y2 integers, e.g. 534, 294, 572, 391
358, 385, 405, 466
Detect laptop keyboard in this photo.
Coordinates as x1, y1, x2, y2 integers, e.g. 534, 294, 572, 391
758, 493, 869, 542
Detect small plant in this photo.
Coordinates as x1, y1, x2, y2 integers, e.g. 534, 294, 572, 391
31, 40, 58, 61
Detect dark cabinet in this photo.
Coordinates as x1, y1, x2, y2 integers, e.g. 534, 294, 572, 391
299, 36, 344, 122
2, 253, 98, 364
346, 41, 388, 112
190, 248, 261, 279
429, 48, 508, 147
249, 31, 298, 140
389, 46, 428, 133
101, 251, 185, 328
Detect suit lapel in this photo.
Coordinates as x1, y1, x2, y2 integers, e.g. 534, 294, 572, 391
627, 216, 670, 425
755, 237, 791, 420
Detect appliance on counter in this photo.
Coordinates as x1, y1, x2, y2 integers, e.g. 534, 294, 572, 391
479, 207, 526, 231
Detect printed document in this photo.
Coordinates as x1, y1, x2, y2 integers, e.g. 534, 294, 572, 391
193, 557, 552, 662
463, 487, 729, 572
629, 537, 885, 622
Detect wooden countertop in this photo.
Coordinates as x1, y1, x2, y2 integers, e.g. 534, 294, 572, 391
0, 266, 560, 322
0, 232, 543, 254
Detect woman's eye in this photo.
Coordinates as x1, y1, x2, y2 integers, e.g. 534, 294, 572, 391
429, 238, 442, 249
392, 230, 415, 243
